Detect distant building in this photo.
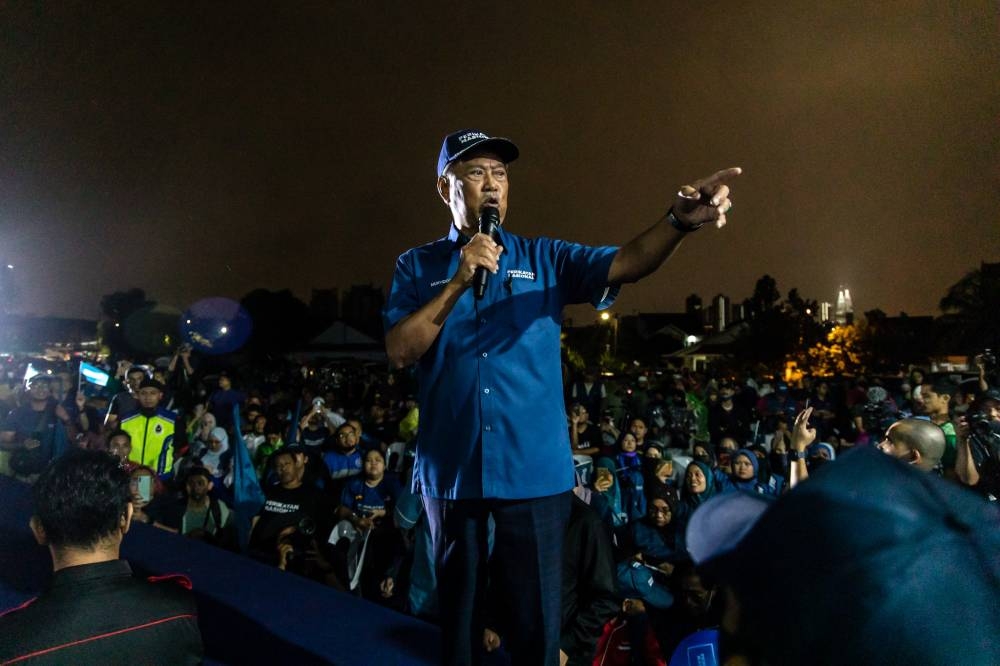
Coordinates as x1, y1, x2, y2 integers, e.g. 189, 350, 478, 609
685, 294, 703, 316
835, 286, 854, 325
711, 294, 731, 333
341, 284, 385, 339
819, 301, 833, 323
732, 301, 748, 323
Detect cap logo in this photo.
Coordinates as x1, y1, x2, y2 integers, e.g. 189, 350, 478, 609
458, 132, 488, 144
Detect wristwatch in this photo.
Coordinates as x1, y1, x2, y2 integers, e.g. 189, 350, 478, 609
789, 449, 807, 461
667, 208, 704, 233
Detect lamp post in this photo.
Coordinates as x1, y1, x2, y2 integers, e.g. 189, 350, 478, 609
599, 311, 618, 357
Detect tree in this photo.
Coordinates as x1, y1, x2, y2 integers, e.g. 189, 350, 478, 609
240, 289, 313, 355
749, 275, 780, 317
937, 265, 1000, 353
796, 323, 871, 377
98, 288, 155, 357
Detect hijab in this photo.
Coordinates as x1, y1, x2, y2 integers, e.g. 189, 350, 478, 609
729, 449, 760, 492
681, 460, 716, 509
200, 426, 230, 476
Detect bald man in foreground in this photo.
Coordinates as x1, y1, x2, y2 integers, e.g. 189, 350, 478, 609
878, 418, 946, 474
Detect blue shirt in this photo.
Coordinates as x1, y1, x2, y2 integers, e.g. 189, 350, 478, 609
340, 476, 402, 516
383, 224, 619, 499
323, 449, 362, 480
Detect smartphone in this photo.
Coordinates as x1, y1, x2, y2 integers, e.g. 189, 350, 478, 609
136, 475, 152, 503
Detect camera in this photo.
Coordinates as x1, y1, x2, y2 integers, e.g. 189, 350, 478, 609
287, 517, 318, 558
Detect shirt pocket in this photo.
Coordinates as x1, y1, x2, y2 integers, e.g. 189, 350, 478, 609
498, 276, 550, 334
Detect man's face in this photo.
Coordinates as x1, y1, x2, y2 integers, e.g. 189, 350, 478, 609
336, 426, 357, 452
137, 387, 162, 410
219, 376, 231, 391
274, 453, 305, 487
126, 370, 145, 393
27, 379, 52, 401
630, 419, 647, 441
921, 386, 949, 415
439, 153, 509, 234
185, 474, 212, 500
253, 415, 267, 434
108, 435, 131, 461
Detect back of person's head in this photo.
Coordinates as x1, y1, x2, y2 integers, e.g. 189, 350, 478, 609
889, 418, 946, 470
34, 450, 132, 550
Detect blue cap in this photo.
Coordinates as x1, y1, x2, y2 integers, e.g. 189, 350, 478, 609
437, 129, 519, 176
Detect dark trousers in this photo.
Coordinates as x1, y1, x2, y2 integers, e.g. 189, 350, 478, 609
423, 492, 571, 666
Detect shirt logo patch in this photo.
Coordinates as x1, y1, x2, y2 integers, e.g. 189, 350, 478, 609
430, 278, 450, 287
506, 269, 535, 281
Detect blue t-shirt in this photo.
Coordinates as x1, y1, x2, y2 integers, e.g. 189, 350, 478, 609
323, 449, 362, 480
340, 476, 402, 516
384, 224, 619, 499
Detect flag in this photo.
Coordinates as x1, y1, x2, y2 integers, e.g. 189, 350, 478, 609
78, 361, 110, 398
232, 404, 265, 552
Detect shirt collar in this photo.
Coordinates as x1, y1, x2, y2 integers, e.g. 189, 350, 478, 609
49, 559, 132, 590
446, 222, 507, 250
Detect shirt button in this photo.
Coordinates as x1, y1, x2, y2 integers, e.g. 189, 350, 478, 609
484, 388, 490, 394
480, 318, 487, 325
482, 352, 488, 358
485, 425, 492, 432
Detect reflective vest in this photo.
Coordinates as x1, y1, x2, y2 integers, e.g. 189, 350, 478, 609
121, 408, 177, 475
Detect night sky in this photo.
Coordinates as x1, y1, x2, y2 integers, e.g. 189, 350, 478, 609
2, 2, 998, 323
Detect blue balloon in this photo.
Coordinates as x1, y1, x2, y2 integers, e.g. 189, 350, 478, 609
668, 629, 720, 666
180, 298, 252, 355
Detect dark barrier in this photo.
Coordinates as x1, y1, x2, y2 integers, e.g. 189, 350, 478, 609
0, 475, 441, 665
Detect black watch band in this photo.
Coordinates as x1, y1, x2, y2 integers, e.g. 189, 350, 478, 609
667, 208, 704, 233
789, 449, 807, 461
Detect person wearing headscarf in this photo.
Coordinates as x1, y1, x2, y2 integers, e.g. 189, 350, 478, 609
808, 441, 836, 472
720, 449, 781, 497
674, 460, 716, 555
591, 456, 627, 529
628, 486, 682, 572
199, 427, 230, 481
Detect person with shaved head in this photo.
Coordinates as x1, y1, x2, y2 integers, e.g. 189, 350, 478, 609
878, 418, 946, 474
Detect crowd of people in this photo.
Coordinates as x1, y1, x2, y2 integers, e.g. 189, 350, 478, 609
1, 349, 998, 663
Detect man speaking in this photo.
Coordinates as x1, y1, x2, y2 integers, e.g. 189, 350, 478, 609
384, 129, 738, 665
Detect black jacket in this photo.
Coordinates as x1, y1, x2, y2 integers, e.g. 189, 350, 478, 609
0, 559, 202, 665
561, 495, 620, 664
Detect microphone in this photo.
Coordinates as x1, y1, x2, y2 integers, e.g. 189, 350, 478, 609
473, 207, 501, 300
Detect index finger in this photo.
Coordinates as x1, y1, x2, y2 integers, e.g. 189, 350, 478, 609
693, 167, 743, 191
